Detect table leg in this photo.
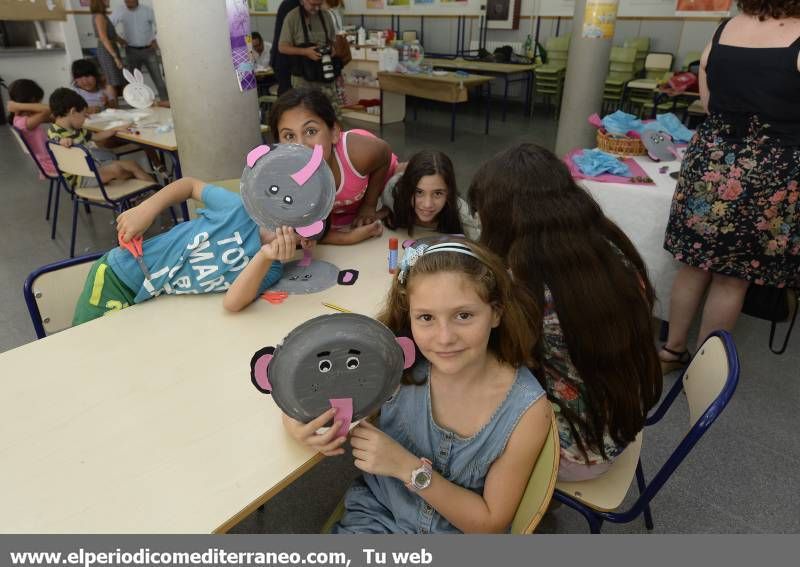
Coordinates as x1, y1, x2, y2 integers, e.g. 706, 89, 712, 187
170, 150, 189, 222
450, 102, 456, 143
485, 82, 491, 135
502, 76, 509, 122
526, 71, 533, 118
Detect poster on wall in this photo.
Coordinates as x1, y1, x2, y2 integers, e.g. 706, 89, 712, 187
367, 0, 386, 8
226, 0, 257, 91
414, 0, 436, 4
487, 0, 521, 29
387, 0, 411, 6
250, 0, 270, 12
675, 0, 732, 15
582, 0, 619, 39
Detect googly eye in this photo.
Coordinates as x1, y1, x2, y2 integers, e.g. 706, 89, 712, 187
318, 359, 332, 373
268, 185, 279, 194
283, 195, 293, 205
302, 274, 312, 280
345, 356, 360, 370
289, 275, 299, 280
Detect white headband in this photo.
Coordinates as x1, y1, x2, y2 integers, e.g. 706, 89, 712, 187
398, 241, 481, 284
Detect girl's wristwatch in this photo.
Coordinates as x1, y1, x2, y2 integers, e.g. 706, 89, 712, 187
406, 457, 433, 492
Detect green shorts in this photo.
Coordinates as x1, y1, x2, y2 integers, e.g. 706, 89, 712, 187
72, 253, 138, 326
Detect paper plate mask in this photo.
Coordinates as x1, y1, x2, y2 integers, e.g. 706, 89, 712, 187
250, 314, 415, 434
241, 144, 335, 239
260, 254, 359, 304
642, 131, 677, 162
122, 68, 155, 109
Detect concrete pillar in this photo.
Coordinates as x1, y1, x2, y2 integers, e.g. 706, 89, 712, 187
554, 0, 619, 157
152, 0, 261, 181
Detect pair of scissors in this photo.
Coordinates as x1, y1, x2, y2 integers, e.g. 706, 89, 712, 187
118, 234, 152, 281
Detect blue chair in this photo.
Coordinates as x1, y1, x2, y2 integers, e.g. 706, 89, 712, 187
46, 141, 162, 258
553, 330, 740, 533
10, 125, 64, 240
23, 252, 103, 339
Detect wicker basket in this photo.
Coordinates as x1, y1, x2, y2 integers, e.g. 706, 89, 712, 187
596, 129, 646, 156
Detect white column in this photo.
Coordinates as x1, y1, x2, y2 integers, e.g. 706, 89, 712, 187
151, 0, 261, 181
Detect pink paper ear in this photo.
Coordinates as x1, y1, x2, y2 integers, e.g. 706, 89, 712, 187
250, 350, 274, 393
291, 144, 324, 186
296, 220, 324, 238
246, 144, 271, 168
396, 337, 416, 369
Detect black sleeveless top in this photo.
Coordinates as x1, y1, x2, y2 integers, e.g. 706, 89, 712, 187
707, 19, 800, 144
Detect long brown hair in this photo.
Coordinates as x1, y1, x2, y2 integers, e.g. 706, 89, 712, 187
468, 143, 662, 462
737, 0, 800, 19
89, 0, 107, 14
386, 150, 464, 236
377, 239, 539, 383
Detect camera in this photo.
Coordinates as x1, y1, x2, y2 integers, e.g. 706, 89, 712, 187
317, 46, 335, 81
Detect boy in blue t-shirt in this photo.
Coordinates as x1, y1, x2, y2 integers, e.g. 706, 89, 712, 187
73, 176, 305, 325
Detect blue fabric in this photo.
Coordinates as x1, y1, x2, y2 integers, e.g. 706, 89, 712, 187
107, 184, 282, 304
640, 113, 694, 143
332, 362, 546, 534
573, 149, 632, 177
601, 110, 642, 136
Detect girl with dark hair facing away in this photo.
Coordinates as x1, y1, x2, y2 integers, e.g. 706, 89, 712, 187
469, 143, 662, 482
269, 87, 398, 245
282, 239, 551, 533
383, 150, 481, 239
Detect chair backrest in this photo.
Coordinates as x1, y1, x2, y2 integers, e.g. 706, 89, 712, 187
23, 252, 103, 339
47, 141, 96, 178
11, 125, 56, 180
636, 330, 740, 511
682, 50, 702, 71
609, 46, 638, 73
644, 52, 673, 75
545, 34, 571, 53
510, 412, 560, 534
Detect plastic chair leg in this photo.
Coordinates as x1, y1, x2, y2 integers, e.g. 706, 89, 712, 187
70, 199, 79, 258
51, 180, 61, 240
635, 460, 654, 530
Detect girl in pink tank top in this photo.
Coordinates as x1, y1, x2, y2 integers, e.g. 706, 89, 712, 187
269, 88, 399, 245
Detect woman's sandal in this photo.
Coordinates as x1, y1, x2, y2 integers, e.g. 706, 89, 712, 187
659, 346, 692, 375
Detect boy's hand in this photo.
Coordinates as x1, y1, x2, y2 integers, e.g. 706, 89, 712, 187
116, 203, 156, 242
260, 226, 298, 262
59, 138, 73, 148
282, 409, 347, 457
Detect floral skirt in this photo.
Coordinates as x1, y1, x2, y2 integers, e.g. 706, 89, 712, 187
664, 114, 800, 288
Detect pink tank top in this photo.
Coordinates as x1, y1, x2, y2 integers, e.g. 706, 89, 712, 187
331, 129, 398, 228
13, 115, 57, 179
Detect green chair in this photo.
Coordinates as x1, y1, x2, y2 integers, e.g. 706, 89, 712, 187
626, 52, 676, 117
623, 37, 651, 74
534, 35, 571, 117
681, 50, 702, 71
603, 46, 638, 113
321, 413, 560, 534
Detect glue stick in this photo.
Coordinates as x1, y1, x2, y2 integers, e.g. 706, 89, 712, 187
388, 238, 398, 274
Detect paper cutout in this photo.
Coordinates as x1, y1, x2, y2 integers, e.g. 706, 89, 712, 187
341, 271, 355, 284
246, 144, 271, 168
249, 313, 410, 423
291, 144, 324, 186
274, 260, 359, 296
329, 398, 354, 438
261, 290, 289, 304
250, 346, 275, 393
241, 144, 335, 237
122, 68, 155, 109
396, 336, 416, 369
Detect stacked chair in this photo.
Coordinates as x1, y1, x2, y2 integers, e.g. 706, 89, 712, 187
625, 52, 675, 117
533, 34, 571, 117
602, 46, 638, 113
623, 37, 651, 74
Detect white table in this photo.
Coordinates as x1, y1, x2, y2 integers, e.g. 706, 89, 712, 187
0, 233, 399, 533
580, 157, 681, 321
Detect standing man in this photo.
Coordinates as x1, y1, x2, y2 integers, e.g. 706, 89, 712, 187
111, 0, 168, 101
271, 0, 300, 95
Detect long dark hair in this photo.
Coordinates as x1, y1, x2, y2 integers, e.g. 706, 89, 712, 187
386, 150, 464, 236
268, 87, 337, 141
468, 143, 662, 462
737, 0, 800, 19
7, 79, 44, 124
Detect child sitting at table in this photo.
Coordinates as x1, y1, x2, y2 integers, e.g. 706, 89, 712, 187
282, 239, 552, 533
70, 58, 116, 114
268, 87, 398, 245
72, 176, 305, 325
6, 79, 57, 178
47, 87, 155, 188
382, 150, 481, 240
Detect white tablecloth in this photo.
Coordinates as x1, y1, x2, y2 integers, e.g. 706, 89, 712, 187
580, 157, 681, 320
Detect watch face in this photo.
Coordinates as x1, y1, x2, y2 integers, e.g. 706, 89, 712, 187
414, 470, 431, 488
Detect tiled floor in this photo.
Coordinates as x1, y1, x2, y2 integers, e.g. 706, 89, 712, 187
2, 99, 798, 533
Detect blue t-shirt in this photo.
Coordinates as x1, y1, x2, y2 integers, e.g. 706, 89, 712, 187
107, 184, 282, 304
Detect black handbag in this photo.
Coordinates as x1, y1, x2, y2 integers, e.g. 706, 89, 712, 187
741, 284, 798, 354
289, 7, 340, 83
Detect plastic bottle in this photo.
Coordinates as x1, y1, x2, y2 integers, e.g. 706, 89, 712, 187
357, 26, 366, 46
524, 34, 533, 59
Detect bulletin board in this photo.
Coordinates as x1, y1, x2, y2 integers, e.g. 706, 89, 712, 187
0, 0, 66, 21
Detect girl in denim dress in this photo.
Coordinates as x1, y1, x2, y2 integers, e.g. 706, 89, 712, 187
283, 240, 552, 533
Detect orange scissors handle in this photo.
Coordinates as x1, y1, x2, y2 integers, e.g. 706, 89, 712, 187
118, 233, 151, 280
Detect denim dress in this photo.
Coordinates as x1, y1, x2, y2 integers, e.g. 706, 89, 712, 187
332, 362, 546, 534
